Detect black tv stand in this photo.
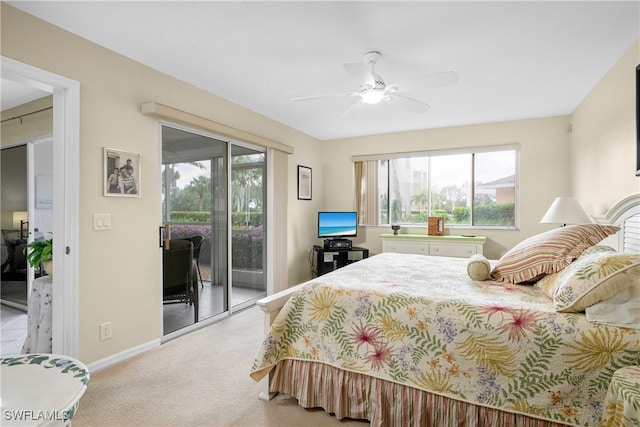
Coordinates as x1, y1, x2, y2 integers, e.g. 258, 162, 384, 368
313, 245, 369, 277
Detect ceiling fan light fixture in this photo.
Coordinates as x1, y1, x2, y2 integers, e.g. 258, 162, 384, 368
360, 88, 385, 104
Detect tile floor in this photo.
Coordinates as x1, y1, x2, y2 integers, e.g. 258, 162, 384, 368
163, 281, 265, 334
0, 305, 28, 356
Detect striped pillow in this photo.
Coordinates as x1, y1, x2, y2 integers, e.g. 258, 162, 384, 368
490, 224, 620, 284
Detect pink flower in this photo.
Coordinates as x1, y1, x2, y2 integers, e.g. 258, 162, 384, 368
365, 342, 393, 371
496, 309, 541, 342
350, 320, 383, 351
479, 305, 512, 322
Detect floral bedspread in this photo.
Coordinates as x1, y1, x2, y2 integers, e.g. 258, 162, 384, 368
251, 253, 640, 426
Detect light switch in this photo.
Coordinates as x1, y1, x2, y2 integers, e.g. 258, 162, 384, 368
93, 213, 112, 231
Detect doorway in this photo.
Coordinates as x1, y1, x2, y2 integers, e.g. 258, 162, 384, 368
161, 125, 267, 336
1, 144, 29, 311
0, 139, 53, 309
1, 56, 80, 357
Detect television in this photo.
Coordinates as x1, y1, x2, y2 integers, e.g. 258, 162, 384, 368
318, 211, 358, 239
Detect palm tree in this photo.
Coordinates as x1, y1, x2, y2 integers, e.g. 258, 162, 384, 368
411, 189, 428, 213
189, 176, 211, 211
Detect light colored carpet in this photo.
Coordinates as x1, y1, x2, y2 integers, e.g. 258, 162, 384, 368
73, 306, 369, 427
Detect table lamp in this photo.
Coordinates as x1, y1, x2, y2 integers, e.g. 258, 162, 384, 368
540, 196, 591, 226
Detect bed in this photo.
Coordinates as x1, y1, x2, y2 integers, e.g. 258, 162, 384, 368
250, 194, 640, 426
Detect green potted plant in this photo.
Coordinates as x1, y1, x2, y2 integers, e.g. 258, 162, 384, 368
24, 239, 53, 274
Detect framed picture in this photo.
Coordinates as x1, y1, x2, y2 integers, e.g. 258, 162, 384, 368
297, 165, 312, 200
104, 148, 141, 197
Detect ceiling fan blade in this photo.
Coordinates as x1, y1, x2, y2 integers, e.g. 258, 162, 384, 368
415, 71, 459, 89
290, 93, 352, 102
343, 62, 375, 86
387, 94, 431, 114
340, 100, 366, 120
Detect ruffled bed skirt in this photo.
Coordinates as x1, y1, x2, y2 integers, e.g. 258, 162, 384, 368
270, 359, 571, 427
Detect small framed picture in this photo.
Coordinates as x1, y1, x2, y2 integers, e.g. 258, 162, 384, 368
297, 165, 312, 200
104, 148, 141, 197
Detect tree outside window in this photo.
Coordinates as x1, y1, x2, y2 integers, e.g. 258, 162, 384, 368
373, 147, 517, 228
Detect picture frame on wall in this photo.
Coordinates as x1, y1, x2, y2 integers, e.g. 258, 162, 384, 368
104, 148, 141, 197
297, 165, 312, 200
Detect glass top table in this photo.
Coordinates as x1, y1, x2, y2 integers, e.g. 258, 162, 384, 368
1, 354, 89, 426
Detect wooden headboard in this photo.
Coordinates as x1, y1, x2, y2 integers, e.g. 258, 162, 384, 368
595, 194, 640, 253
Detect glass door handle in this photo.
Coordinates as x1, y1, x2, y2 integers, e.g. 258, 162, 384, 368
159, 224, 170, 250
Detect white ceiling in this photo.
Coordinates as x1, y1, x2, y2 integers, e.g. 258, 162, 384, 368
1, 79, 49, 111
5, 1, 640, 140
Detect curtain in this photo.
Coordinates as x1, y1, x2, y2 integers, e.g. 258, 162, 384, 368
354, 160, 379, 225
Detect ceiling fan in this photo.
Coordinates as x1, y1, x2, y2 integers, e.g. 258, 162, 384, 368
292, 51, 458, 118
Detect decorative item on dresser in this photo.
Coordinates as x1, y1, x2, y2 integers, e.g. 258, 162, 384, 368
252, 193, 640, 427
427, 216, 445, 235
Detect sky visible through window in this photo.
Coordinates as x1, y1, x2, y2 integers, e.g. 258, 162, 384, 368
407, 151, 515, 188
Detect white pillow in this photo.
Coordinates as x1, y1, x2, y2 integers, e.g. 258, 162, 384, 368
585, 284, 640, 329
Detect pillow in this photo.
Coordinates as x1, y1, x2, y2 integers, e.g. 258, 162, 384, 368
585, 283, 640, 329
580, 244, 617, 257
534, 245, 617, 299
534, 272, 558, 299
490, 224, 619, 284
553, 251, 640, 312
467, 254, 491, 281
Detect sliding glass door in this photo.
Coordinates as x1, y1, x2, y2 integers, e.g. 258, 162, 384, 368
231, 145, 266, 311
161, 125, 266, 336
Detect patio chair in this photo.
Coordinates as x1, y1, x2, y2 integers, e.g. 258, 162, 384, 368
183, 235, 205, 288
162, 239, 198, 323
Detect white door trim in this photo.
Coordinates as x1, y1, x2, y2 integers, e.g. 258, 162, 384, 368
2, 57, 80, 357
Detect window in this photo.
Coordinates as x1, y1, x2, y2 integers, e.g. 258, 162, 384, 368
356, 146, 517, 228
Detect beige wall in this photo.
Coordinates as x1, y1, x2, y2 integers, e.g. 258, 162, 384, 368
319, 116, 572, 259
1, 96, 53, 146
571, 39, 640, 216
2, 4, 320, 363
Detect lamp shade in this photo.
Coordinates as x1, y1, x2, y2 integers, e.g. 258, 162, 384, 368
12, 211, 27, 229
540, 197, 592, 225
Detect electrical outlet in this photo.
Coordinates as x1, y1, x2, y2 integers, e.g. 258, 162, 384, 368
99, 322, 112, 341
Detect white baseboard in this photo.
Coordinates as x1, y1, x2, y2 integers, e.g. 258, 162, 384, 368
86, 339, 160, 372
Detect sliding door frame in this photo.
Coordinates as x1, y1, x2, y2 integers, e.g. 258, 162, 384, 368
158, 121, 269, 341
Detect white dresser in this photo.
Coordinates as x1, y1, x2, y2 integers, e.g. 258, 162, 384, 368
380, 234, 486, 258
